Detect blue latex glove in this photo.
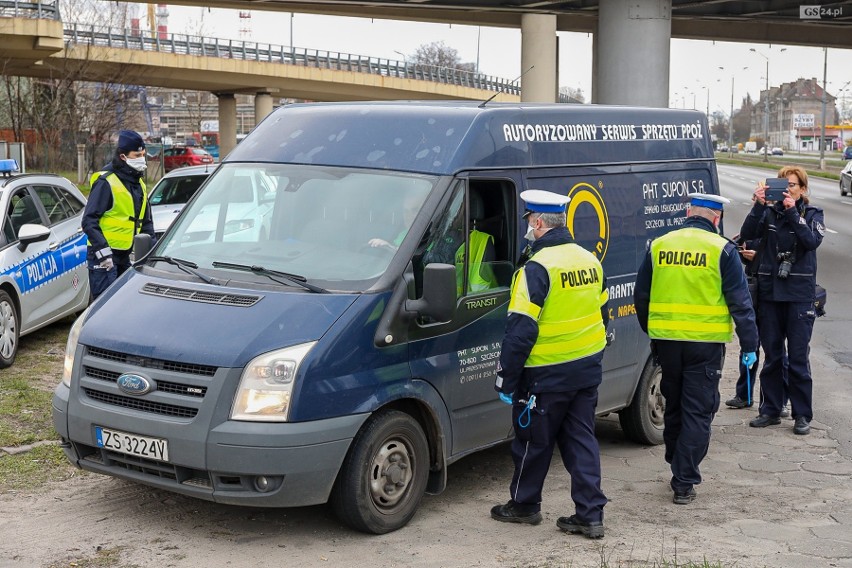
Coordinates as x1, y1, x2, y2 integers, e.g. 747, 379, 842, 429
498, 392, 513, 405
742, 352, 757, 368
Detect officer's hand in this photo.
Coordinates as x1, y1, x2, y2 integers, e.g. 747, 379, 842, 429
99, 256, 114, 271
742, 352, 757, 368
498, 392, 513, 405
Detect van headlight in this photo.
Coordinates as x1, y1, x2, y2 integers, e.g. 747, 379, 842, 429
230, 342, 315, 422
61, 307, 90, 387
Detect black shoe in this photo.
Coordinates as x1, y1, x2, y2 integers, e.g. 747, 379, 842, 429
725, 396, 753, 409
749, 415, 781, 428
556, 515, 604, 539
672, 487, 696, 505
490, 501, 542, 525
794, 417, 811, 435
779, 405, 791, 418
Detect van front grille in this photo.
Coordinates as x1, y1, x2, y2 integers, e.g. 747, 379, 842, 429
83, 366, 207, 398
83, 388, 199, 418
87, 347, 217, 376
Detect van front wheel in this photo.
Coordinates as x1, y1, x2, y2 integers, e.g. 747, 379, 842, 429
618, 357, 665, 445
331, 410, 429, 534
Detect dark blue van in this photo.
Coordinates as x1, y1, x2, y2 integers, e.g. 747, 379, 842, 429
53, 102, 718, 533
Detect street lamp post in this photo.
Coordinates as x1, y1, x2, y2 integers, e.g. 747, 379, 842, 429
719, 66, 747, 158
819, 47, 828, 169
393, 50, 408, 77
750, 47, 786, 162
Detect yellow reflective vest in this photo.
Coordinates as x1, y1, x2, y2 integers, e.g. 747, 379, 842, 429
648, 227, 733, 342
508, 243, 608, 366
89, 171, 148, 250
454, 229, 497, 295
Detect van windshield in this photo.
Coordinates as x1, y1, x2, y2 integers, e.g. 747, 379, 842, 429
156, 163, 435, 291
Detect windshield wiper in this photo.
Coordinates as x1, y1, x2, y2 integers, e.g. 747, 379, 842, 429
211, 261, 328, 293
148, 255, 220, 286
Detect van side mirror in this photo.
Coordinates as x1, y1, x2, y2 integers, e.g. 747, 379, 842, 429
133, 233, 153, 261
17, 223, 50, 252
406, 263, 456, 322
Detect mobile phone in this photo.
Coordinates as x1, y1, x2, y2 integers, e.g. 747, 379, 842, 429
764, 178, 787, 202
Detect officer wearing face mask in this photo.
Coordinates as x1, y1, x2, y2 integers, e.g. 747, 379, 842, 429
491, 189, 610, 539
82, 129, 155, 299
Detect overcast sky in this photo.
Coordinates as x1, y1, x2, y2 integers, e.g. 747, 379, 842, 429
154, 6, 852, 119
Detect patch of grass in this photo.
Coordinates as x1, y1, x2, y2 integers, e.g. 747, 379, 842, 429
0, 319, 71, 447
0, 444, 82, 491
0, 318, 91, 492
46, 545, 138, 568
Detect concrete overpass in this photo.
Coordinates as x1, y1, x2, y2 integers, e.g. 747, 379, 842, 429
0, 1, 525, 156
133, 0, 851, 114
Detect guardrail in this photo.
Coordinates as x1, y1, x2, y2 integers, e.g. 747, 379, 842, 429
63, 23, 523, 96
4, 2, 577, 103
0, 0, 59, 20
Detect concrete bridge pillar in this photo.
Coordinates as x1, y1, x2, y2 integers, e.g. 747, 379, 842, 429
255, 92, 274, 126
218, 93, 237, 159
593, 0, 671, 107
520, 13, 557, 103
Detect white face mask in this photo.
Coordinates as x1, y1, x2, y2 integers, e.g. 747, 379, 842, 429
125, 156, 147, 172
524, 223, 536, 242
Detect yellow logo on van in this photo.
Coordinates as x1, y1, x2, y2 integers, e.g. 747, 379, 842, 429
566, 182, 610, 261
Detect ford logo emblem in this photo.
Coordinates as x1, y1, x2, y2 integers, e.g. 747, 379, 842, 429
116, 373, 153, 395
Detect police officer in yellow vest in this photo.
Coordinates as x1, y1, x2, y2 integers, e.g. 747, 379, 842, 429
491, 190, 609, 539
634, 193, 758, 505
82, 130, 155, 299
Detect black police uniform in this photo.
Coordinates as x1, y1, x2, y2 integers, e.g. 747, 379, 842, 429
82, 157, 155, 299
635, 215, 758, 496
495, 227, 609, 523
739, 198, 824, 423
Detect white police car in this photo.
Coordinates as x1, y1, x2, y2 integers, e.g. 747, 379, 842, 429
0, 159, 89, 367
148, 164, 215, 238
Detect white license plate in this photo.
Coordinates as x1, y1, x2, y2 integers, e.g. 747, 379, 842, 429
95, 427, 169, 462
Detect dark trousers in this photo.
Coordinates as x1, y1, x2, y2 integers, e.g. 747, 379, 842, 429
656, 340, 723, 493
508, 387, 607, 522
758, 300, 815, 421
87, 249, 131, 300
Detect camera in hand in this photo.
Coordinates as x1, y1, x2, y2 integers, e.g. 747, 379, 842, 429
777, 251, 793, 279
764, 178, 787, 202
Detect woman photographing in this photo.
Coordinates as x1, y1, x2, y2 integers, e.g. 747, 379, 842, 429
739, 166, 825, 436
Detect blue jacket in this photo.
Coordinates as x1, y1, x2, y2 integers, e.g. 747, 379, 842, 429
739, 199, 824, 302
496, 227, 609, 397
82, 157, 155, 254
634, 215, 758, 352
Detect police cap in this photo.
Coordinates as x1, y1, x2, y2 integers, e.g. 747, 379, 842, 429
117, 130, 145, 154
520, 189, 571, 219
687, 192, 730, 211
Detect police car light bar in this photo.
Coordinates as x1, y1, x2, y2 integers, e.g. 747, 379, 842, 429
0, 159, 19, 176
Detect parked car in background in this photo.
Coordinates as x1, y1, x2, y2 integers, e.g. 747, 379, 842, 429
0, 159, 89, 367
840, 160, 852, 196
162, 146, 215, 172
771, 147, 784, 156
844, 146, 852, 160
148, 164, 215, 237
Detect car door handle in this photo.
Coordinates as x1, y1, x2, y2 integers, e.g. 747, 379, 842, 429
48, 242, 59, 251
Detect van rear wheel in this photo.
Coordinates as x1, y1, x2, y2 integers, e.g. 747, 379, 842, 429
0, 290, 19, 368
331, 410, 429, 534
618, 357, 665, 445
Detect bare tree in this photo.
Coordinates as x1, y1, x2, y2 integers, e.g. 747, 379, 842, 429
410, 41, 475, 72
559, 86, 585, 104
